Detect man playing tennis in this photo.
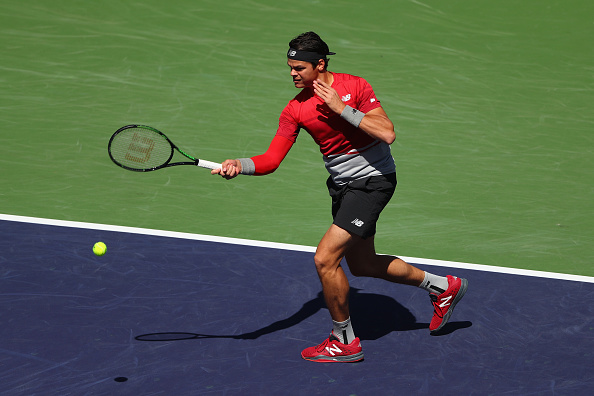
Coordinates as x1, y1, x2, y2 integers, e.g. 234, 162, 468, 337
212, 31, 468, 362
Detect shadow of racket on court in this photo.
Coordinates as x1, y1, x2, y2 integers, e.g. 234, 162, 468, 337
135, 288, 471, 342
135, 291, 326, 342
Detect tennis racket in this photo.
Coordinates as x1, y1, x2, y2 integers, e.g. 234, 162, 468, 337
108, 124, 222, 172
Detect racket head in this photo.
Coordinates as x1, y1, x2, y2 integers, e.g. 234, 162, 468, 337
108, 125, 176, 172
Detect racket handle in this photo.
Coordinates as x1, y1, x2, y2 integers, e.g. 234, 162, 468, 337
196, 159, 222, 170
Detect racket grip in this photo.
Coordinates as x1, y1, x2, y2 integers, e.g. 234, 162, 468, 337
197, 159, 223, 170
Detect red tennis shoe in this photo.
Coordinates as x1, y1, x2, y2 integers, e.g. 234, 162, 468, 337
429, 275, 468, 334
301, 333, 364, 363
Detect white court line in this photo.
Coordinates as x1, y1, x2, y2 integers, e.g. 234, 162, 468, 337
2, 213, 593, 284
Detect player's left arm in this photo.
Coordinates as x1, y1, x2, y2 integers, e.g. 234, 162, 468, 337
356, 107, 395, 145
313, 79, 395, 145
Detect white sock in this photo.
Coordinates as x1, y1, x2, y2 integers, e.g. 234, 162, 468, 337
419, 272, 449, 295
332, 317, 356, 344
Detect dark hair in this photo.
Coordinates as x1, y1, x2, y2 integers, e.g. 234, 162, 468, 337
289, 31, 331, 69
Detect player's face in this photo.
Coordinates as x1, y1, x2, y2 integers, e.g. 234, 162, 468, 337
287, 59, 322, 88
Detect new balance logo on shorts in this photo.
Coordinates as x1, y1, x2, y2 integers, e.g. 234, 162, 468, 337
351, 218, 364, 227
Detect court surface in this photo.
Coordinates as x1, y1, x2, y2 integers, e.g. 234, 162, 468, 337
1, 217, 593, 395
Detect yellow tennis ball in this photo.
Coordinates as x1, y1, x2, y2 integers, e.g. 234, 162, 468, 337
93, 242, 107, 256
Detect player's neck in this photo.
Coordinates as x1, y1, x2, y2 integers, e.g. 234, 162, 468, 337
305, 70, 333, 93
318, 70, 333, 85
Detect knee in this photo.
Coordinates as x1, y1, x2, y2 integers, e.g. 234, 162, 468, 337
314, 251, 338, 275
313, 252, 328, 272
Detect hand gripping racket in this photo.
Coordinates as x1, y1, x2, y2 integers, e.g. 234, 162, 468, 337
108, 124, 221, 172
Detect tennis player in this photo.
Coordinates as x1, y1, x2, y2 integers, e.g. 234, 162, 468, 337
212, 31, 468, 362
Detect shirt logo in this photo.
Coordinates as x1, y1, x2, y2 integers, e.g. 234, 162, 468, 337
341, 94, 351, 102
370, 98, 376, 103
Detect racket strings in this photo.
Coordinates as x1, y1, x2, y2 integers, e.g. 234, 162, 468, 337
110, 128, 173, 170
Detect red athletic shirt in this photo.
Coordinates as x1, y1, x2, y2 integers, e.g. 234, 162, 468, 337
278, 72, 382, 154
250, 72, 383, 175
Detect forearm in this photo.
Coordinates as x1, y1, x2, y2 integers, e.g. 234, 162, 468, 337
239, 135, 293, 176
341, 106, 395, 145
239, 153, 281, 176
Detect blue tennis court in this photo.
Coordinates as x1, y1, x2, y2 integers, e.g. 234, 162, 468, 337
1, 217, 592, 395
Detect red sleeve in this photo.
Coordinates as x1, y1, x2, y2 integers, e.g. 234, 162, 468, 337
250, 135, 294, 175
275, 100, 300, 143
356, 77, 382, 114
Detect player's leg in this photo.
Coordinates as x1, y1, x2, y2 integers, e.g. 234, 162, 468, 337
345, 236, 468, 334
301, 224, 364, 363
313, 224, 355, 323
345, 235, 425, 286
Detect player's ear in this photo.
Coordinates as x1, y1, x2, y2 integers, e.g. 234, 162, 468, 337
316, 58, 326, 72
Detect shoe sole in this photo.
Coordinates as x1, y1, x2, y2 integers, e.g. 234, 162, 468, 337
430, 278, 468, 335
302, 352, 364, 363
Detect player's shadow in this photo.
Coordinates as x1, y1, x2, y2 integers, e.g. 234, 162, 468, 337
135, 288, 470, 342
349, 289, 428, 339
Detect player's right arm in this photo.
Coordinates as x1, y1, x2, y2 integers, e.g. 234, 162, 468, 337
211, 135, 294, 180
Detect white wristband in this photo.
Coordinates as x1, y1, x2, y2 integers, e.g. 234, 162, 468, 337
340, 105, 365, 127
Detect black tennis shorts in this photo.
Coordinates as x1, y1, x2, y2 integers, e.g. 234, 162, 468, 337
327, 173, 397, 239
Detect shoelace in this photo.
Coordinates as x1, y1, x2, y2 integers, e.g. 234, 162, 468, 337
429, 294, 444, 318
315, 338, 330, 352
316, 334, 341, 352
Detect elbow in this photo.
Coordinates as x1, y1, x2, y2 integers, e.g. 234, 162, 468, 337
381, 119, 395, 145
382, 125, 396, 145
370, 129, 394, 145
384, 132, 395, 145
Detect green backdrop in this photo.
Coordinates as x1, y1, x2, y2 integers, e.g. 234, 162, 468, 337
1, 0, 592, 275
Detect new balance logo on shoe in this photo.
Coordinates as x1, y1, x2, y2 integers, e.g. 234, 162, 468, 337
438, 295, 453, 308
325, 345, 343, 356
351, 218, 364, 227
